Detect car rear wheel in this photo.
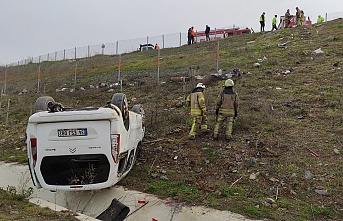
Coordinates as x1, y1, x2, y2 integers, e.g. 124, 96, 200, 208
34, 96, 55, 113
111, 93, 129, 130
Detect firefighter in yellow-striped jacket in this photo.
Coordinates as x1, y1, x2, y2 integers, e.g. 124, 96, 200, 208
186, 83, 209, 140
213, 79, 238, 141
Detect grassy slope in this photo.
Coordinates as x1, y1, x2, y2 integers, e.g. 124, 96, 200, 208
0, 19, 342, 220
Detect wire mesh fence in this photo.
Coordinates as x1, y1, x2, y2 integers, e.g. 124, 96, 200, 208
327, 11, 343, 21
9, 32, 185, 66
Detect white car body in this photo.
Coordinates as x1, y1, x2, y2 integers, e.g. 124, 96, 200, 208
27, 104, 144, 191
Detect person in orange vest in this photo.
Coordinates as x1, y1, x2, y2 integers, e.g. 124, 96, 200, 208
191, 26, 195, 44
155, 43, 160, 50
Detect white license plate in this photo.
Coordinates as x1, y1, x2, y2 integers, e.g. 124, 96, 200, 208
57, 128, 87, 137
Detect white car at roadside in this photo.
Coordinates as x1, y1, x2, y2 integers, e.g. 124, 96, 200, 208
27, 93, 144, 191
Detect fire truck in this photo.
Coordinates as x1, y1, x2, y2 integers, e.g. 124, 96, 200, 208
194, 27, 252, 42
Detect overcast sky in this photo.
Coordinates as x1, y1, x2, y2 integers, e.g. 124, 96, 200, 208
1, 0, 343, 65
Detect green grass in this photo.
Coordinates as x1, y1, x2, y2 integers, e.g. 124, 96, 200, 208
145, 181, 199, 201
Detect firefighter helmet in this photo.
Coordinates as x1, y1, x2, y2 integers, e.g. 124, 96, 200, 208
224, 79, 234, 87
196, 83, 206, 89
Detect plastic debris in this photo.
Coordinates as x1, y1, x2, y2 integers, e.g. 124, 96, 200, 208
312, 48, 324, 54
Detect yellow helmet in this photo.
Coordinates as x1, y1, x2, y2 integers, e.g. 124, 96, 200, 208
224, 79, 234, 87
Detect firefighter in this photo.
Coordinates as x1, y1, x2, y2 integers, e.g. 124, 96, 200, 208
296, 7, 301, 26
271, 15, 278, 31
213, 79, 238, 141
317, 15, 324, 23
260, 12, 266, 32
284, 9, 291, 28
186, 83, 209, 140
300, 10, 305, 26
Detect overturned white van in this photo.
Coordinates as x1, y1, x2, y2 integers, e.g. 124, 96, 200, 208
27, 93, 144, 191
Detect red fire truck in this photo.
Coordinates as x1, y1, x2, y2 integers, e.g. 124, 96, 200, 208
194, 27, 252, 42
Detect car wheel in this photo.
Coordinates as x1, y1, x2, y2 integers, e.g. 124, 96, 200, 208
111, 93, 129, 130
126, 150, 136, 170
34, 96, 55, 113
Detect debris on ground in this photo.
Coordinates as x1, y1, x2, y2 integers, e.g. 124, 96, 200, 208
278, 41, 292, 48
312, 48, 324, 54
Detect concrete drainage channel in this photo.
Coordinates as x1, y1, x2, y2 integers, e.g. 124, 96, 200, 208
0, 162, 261, 221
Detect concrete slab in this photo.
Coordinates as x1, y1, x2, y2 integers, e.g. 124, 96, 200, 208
0, 162, 262, 221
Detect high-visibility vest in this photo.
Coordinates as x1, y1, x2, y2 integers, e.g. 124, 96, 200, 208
216, 88, 238, 116
260, 15, 265, 22
186, 91, 206, 116
272, 17, 277, 25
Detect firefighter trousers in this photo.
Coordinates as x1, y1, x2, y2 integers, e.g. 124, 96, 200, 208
189, 115, 208, 137
213, 115, 234, 137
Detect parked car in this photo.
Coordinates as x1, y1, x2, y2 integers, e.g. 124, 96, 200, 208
139, 43, 154, 51
27, 93, 144, 191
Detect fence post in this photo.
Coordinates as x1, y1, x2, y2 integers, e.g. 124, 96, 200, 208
116, 41, 119, 55
37, 64, 41, 93
55, 51, 57, 61
157, 49, 160, 85
39, 56, 41, 64
216, 41, 220, 73
179, 32, 182, 47
47, 53, 49, 61
64, 49, 66, 60
325, 12, 328, 22
74, 47, 77, 60
88, 45, 90, 57
6, 98, 10, 125
117, 54, 121, 82
0, 88, 3, 115
74, 63, 77, 91
162, 35, 165, 48
3, 67, 7, 95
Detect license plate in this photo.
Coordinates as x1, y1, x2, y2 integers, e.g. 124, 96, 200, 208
58, 128, 87, 137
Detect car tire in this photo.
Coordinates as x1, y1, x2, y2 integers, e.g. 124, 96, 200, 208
126, 150, 136, 170
34, 96, 55, 113
111, 93, 129, 130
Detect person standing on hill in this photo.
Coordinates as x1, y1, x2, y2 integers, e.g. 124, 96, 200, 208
271, 15, 278, 31
205, 25, 211, 41
317, 15, 324, 23
296, 7, 301, 26
155, 43, 160, 50
187, 28, 192, 45
186, 83, 209, 140
260, 12, 266, 32
191, 26, 195, 44
213, 79, 238, 141
300, 10, 305, 26
284, 9, 291, 28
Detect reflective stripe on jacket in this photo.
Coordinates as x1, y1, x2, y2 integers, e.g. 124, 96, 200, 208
186, 90, 206, 116
216, 87, 238, 116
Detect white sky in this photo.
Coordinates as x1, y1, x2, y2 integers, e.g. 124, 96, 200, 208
1, 0, 342, 65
